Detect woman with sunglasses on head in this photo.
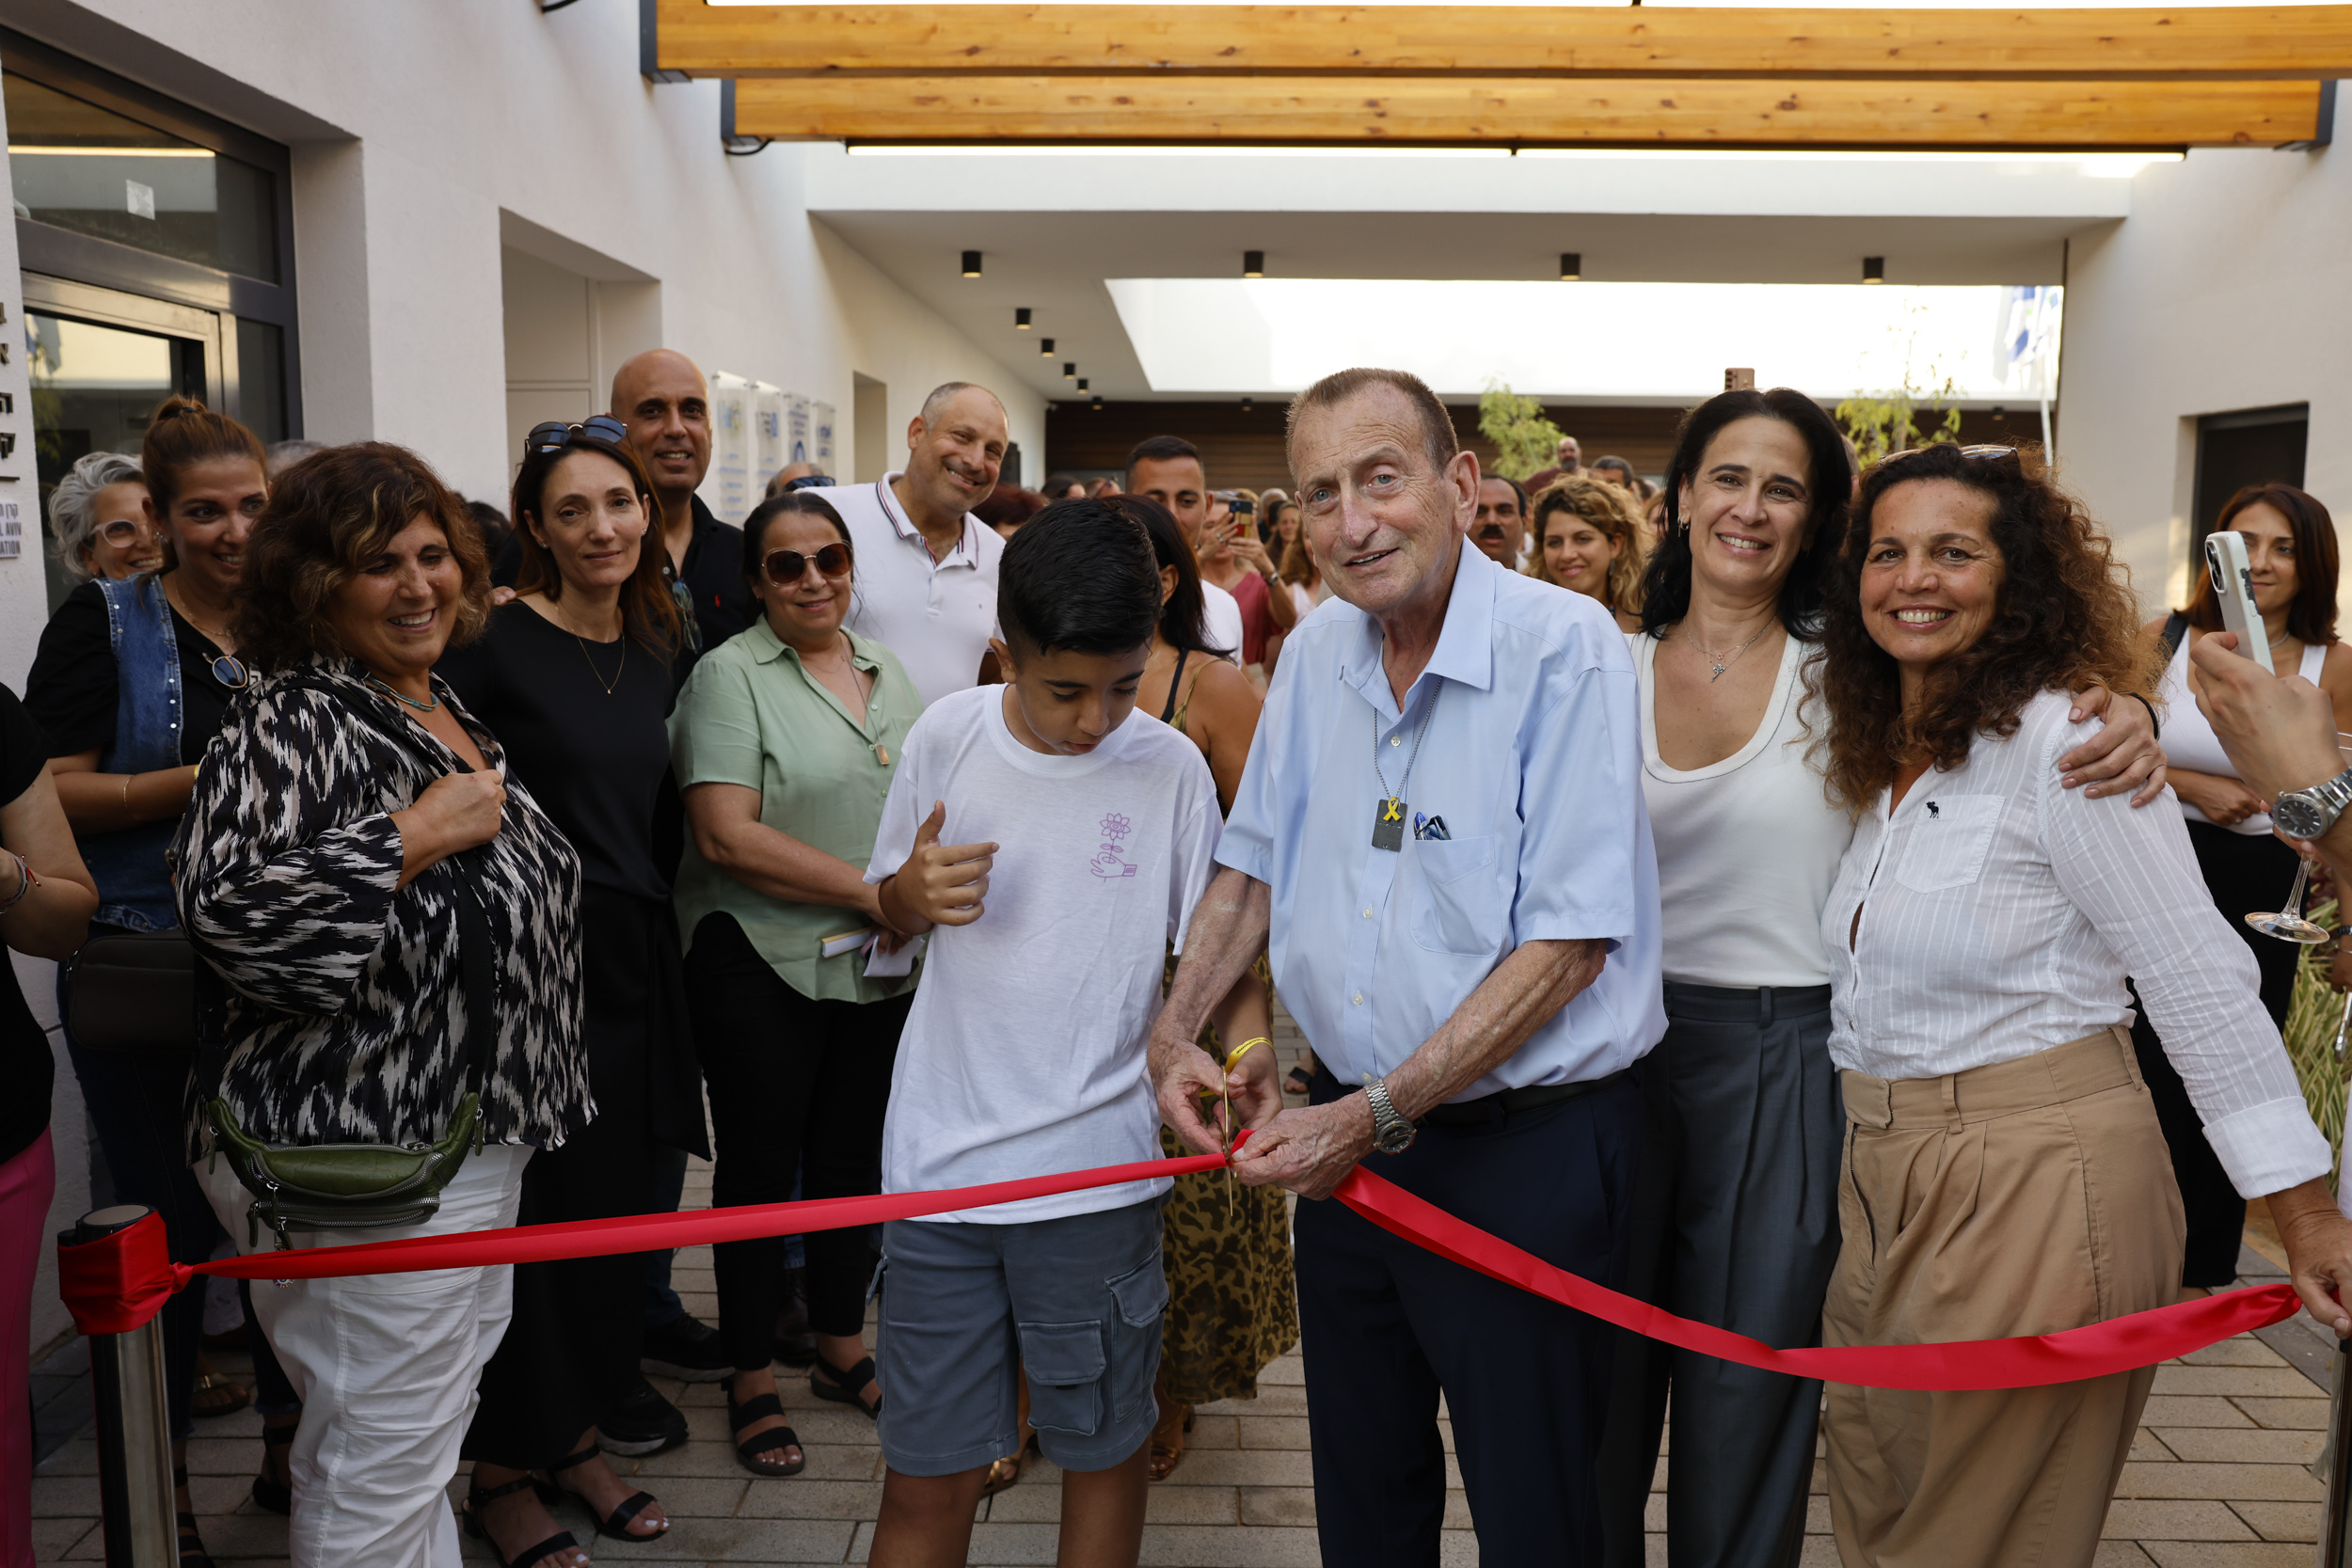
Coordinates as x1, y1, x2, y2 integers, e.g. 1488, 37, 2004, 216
23, 394, 296, 1568
1597, 400, 2166, 1568
46, 451, 162, 582
436, 420, 702, 1567
668, 490, 925, 1478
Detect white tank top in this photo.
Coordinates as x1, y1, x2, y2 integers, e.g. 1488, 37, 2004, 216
2155, 629, 2327, 836
1633, 631, 1857, 988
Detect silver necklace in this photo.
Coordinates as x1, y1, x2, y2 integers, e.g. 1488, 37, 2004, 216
1686, 621, 1772, 682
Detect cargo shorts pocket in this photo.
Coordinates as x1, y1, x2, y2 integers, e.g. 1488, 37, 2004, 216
1017, 1321, 1106, 1437
1105, 1255, 1169, 1422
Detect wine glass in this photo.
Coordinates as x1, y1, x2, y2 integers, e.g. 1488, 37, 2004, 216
2246, 733, 2352, 943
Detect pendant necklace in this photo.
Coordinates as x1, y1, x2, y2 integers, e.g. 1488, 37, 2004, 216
1371, 685, 1442, 851
573, 629, 627, 696
169, 588, 250, 689
1687, 620, 1771, 682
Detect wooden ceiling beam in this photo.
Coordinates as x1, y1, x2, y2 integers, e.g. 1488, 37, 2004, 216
729, 74, 2326, 149
664, 3, 2352, 82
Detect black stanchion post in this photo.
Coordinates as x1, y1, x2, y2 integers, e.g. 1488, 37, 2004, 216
2327, 1338, 2352, 1568
65, 1205, 179, 1568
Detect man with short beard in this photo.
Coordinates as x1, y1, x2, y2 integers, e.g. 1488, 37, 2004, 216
1126, 436, 1283, 666
1471, 474, 1528, 569
806, 383, 1009, 707
609, 349, 757, 658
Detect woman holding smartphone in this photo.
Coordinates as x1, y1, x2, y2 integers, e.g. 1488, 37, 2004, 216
2133, 483, 2352, 1288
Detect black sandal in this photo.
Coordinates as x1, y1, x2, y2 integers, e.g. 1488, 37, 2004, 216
173, 1465, 215, 1568
811, 1354, 882, 1418
538, 1443, 669, 1540
1283, 1065, 1313, 1097
462, 1474, 581, 1568
251, 1421, 295, 1515
726, 1386, 806, 1477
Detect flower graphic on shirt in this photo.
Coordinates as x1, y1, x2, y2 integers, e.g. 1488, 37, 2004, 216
1090, 812, 1140, 879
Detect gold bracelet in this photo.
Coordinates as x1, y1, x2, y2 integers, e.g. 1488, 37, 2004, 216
120, 773, 132, 817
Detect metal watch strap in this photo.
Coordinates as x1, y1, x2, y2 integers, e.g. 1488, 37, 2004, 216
2280, 766, 2352, 838
1363, 1076, 1415, 1152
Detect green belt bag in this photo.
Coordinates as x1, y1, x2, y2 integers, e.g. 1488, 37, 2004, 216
204, 677, 503, 1251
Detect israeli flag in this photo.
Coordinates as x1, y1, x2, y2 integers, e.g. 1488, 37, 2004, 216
1993, 286, 2055, 386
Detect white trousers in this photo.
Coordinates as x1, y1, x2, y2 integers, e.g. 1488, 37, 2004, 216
199, 1143, 531, 1568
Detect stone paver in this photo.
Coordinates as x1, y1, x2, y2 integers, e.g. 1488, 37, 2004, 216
31, 1006, 2352, 1564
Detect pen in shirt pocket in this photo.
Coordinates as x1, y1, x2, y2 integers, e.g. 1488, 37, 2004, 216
1413, 812, 1451, 841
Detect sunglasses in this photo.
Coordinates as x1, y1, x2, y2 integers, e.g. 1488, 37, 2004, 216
523, 415, 628, 456
764, 543, 854, 582
1879, 443, 2022, 470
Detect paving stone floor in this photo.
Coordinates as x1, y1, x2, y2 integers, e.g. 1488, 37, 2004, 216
27, 1005, 2352, 1564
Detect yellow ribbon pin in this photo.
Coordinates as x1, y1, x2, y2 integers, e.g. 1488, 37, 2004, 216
1216, 1037, 1269, 1219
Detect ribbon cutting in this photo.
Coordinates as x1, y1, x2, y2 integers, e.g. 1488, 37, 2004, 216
56, 1144, 2308, 1392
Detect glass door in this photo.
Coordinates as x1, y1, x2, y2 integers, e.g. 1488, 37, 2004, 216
22, 274, 216, 611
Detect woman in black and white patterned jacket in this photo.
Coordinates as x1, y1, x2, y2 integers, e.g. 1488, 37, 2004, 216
176, 442, 590, 1568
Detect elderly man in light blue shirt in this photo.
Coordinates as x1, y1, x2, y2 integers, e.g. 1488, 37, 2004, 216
1153, 366, 1663, 1567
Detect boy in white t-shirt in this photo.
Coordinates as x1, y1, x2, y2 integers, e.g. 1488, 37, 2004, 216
863, 499, 1254, 1567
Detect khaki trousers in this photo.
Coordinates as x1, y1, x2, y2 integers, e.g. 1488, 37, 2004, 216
1822, 1027, 2185, 1568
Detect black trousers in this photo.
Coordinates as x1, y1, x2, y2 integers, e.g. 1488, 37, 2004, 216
689, 912, 911, 1369
2130, 820, 2303, 1287
466, 891, 689, 1468
1296, 1065, 1640, 1568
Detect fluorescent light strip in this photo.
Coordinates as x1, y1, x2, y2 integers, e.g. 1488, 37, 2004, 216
8, 144, 215, 157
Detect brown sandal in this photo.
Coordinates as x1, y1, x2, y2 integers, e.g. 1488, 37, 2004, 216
191, 1356, 251, 1419
1147, 1391, 1194, 1482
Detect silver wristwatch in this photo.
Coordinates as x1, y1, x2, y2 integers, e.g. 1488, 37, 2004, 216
1362, 1075, 1418, 1154
2273, 767, 2352, 841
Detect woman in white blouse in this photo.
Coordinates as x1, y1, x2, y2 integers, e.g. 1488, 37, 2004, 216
1598, 393, 2163, 1568
1812, 441, 2352, 1568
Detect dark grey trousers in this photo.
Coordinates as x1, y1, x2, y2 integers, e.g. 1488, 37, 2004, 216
1597, 981, 1843, 1568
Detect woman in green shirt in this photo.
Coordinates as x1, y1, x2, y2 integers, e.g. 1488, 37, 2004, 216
670, 491, 924, 1479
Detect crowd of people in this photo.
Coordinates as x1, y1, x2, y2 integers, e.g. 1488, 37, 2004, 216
1, 352, 2350, 1568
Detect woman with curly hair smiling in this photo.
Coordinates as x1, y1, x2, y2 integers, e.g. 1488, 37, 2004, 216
178, 442, 590, 1568
1809, 442, 2352, 1568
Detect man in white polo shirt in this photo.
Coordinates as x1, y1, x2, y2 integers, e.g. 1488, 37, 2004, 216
808, 382, 1010, 707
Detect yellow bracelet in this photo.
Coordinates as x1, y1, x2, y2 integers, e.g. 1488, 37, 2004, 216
1226, 1037, 1270, 1068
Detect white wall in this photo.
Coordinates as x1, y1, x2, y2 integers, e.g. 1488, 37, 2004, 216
4, 0, 1044, 509
2059, 102, 2351, 617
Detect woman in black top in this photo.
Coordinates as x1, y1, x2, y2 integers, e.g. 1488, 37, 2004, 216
0, 684, 97, 1568
441, 420, 700, 1567
24, 396, 296, 1564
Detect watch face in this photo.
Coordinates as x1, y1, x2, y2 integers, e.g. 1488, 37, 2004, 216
2277, 794, 2325, 840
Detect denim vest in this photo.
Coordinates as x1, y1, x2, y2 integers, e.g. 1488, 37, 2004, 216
86, 574, 185, 930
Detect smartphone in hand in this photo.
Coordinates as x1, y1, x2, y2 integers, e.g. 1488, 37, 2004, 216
2206, 531, 2274, 675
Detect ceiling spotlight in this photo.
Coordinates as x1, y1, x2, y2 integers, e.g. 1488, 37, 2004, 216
1015, 308, 1032, 329
1041, 337, 1055, 356
961, 250, 983, 277
1063, 362, 1076, 379
1241, 396, 1255, 413
1091, 395, 1105, 409
1560, 252, 1581, 281
1076, 378, 1089, 391
1243, 250, 1264, 278
1862, 256, 1884, 284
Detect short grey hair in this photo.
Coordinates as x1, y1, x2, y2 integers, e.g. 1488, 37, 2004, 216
265, 437, 327, 479
47, 451, 145, 582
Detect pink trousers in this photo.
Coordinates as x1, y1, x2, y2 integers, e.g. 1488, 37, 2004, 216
2, 1128, 57, 1568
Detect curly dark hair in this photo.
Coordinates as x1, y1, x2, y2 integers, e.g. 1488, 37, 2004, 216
232, 442, 491, 673
1812, 443, 2148, 814
1637, 388, 1853, 640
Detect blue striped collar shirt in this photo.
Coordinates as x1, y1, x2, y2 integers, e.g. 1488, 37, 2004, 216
1217, 541, 1666, 1098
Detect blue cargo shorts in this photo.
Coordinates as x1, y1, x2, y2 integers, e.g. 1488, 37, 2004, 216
875, 1196, 1168, 1476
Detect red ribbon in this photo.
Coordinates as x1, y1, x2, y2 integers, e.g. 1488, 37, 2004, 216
56, 1148, 2308, 1390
